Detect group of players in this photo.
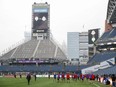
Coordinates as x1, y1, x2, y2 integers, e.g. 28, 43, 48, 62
53, 72, 89, 82
13, 72, 95, 85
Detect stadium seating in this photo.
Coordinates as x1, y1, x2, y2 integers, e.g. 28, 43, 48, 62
65, 65, 78, 72
93, 65, 116, 75
12, 39, 39, 58
51, 65, 63, 72
0, 49, 15, 59
97, 28, 116, 43
88, 50, 116, 64
100, 30, 111, 40
56, 48, 67, 60
0, 65, 83, 72
34, 39, 56, 58
0, 39, 67, 61
107, 28, 116, 38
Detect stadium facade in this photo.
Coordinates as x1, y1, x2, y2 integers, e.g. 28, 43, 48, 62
67, 32, 79, 64
0, 0, 115, 75
83, 0, 116, 74
0, 2, 67, 66
67, 32, 89, 65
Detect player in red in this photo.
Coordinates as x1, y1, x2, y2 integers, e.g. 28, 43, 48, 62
61, 73, 65, 82
66, 72, 70, 83
74, 73, 78, 81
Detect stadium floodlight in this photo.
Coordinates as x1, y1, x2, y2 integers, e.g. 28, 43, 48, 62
99, 43, 104, 46
110, 48, 115, 50
107, 42, 112, 45
103, 48, 107, 51
113, 41, 116, 44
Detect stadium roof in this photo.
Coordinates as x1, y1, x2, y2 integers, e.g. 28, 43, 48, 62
107, 0, 116, 23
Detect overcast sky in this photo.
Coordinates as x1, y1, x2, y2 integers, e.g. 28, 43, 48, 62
0, 0, 109, 53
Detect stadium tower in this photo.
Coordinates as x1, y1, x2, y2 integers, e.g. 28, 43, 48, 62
0, 2, 67, 66
105, 0, 116, 32
32, 2, 50, 40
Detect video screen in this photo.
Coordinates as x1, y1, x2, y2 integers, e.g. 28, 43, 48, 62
32, 8, 48, 32
88, 29, 99, 44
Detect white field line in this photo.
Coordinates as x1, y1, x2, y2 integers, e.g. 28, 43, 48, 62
88, 81, 100, 87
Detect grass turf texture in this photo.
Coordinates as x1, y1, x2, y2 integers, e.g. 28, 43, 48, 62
0, 77, 110, 87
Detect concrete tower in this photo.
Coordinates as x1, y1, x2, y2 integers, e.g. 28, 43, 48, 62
32, 2, 50, 40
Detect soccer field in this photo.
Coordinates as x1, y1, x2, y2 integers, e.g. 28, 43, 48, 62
0, 77, 110, 87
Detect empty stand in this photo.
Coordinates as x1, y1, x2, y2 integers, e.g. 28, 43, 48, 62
11, 39, 39, 58
0, 39, 67, 60
34, 39, 56, 58
88, 51, 116, 64
93, 65, 116, 75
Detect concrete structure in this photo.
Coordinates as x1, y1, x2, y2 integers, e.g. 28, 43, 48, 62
67, 32, 89, 65
79, 32, 89, 65
32, 2, 50, 40
67, 32, 79, 64
0, 2, 67, 65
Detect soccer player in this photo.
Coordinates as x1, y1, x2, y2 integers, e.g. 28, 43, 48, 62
57, 72, 60, 82
66, 72, 70, 83
111, 74, 116, 87
81, 74, 85, 82
34, 73, 37, 81
14, 73, 16, 78
61, 73, 65, 82
26, 73, 31, 85
53, 73, 57, 81
19, 74, 22, 78
74, 73, 78, 81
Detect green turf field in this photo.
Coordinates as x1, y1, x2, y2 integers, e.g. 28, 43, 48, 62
0, 77, 110, 87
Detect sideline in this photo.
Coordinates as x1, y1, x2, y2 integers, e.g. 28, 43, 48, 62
88, 81, 100, 87
93, 83, 100, 87
0, 76, 3, 77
